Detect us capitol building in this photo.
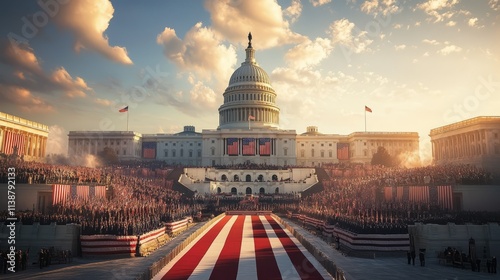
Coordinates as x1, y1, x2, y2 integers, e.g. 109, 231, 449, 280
68, 34, 420, 167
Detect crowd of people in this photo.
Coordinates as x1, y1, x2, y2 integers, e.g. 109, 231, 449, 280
1, 158, 499, 240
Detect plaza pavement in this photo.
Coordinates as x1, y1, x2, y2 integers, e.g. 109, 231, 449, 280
2, 217, 499, 280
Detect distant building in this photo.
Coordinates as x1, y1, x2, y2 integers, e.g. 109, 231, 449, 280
68, 34, 419, 166
0, 111, 49, 161
430, 116, 500, 172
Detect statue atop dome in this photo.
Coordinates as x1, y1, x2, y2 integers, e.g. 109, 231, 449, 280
248, 32, 252, 48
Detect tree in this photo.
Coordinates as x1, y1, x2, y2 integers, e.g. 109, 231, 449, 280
98, 147, 118, 165
371, 146, 398, 167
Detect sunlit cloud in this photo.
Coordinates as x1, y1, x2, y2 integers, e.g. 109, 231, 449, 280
53, 0, 133, 64
284, 37, 332, 69
157, 22, 237, 85
310, 0, 332, 7
361, 0, 399, 16
438, 44, 462, 55
204, 0, 306, 49
417, 0, 459, 22
284, 0, 303, 23
328, 19, 373, 54
0, 85, 54, 113
394, 44, 406, 51
422, 39, 440, 45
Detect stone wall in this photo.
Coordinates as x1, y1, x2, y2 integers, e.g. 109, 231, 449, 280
409, 222, 500, 259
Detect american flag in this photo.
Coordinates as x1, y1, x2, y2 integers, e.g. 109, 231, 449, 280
52, 184, 70, 205
242, 138, 255, 155
437, 185, 453, 210
95, 186, 107, 198
409, 186, 429, 204
2, 130, 26, 155
384, 187, 393, 202
259, 138, 271, 156
77, 185, 90, 201
396, 186, 404, 202
227, 138, 239, 155
337, 143, 349, 160
142, 142, 156, 159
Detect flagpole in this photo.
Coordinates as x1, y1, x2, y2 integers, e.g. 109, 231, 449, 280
127, 110, 129, 131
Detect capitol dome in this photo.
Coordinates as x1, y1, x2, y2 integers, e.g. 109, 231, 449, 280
218, 33, 280, 130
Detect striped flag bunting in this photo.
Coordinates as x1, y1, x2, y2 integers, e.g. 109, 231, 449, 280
52, 184, 70, 206
2, 130, 26, 155
242, 138, 255, 156
154, 215, 331, 280
408, 186, 429, 204
437, 185, 453, 210
258, 138, 271, 156
52, 185, 106, 205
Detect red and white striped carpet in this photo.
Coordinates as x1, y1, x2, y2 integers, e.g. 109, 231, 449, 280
154, 215, 332, 280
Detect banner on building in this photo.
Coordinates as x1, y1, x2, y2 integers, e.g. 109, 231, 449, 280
337, 143, 349, 160
227, 138, 239, 156
2, 130, 26, 155
259, 138, 271, 156
142, 142, 156, 159
242, 138, 255, 156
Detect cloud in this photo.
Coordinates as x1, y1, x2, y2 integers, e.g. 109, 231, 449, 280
284, 0, 303, 23
204, 0, 306, 48
394, 44, 406, 50
422, 39, 440, 45
310, 0, 332, 7
328, 19, 373, 54
94, 98, 114, 107
417, 0, 459, 22
361, 0, 399, 16
157, 22, 237, 85
446, 20, 456, 26
0, 41, 92, 98
468, 17, 478, 27
438, 44, 462, 55
0, 43, 43, 76
0, 85, 54, 113
51, 67, 91, 98
189, 81, 217, 108
489, 0, 499, 11
284, 37, 332, 69
53, 0, 133, 64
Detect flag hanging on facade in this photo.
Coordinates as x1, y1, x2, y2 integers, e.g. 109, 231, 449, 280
259, 138, 271, 156
52, 184, 70, 205
437, 185, 453, 210
119, 106, 128, 112
142, 142, 157, 159
2, 130, 26, 155
227, 138, 239, 155
365, 105, 372, 113
242, 138, 255, 155
77, 185, 90, 201
336, 143, 349, 160
248, 115, 255, 120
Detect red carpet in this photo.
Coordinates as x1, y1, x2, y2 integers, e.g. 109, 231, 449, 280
156, 215, 330, 280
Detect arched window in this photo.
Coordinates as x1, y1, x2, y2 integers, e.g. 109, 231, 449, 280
231, 187, 237, 194
217, 187, 221, 194
259, 187, 265, 194
246, 174, 251, 182
258, 174, 264, 182
272, 174, 278, 181
221, 174, 227, 181
246, 187, 252, 195
275, 187, 279, 194
234, 175, 239, 182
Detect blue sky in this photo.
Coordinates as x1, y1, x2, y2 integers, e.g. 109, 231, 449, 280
0, 0, 499, 161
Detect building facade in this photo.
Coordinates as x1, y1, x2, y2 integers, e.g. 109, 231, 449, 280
430, 116, 500, 172
68, 34, 420, 166
0, 111, 49, 161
